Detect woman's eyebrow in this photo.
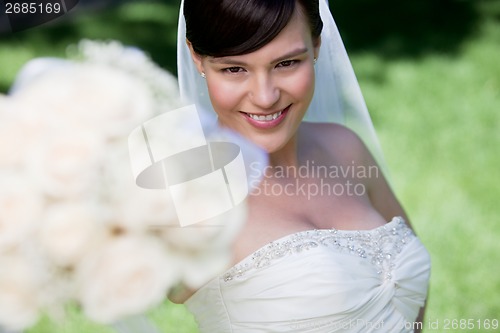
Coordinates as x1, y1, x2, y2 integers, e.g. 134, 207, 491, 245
270, 47, 308, 64
208, 47, 309, 66
208, 57, 246, 66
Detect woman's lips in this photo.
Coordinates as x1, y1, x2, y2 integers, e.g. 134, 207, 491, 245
241, 105, 291, 129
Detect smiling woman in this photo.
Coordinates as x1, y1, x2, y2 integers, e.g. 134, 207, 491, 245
187, 6, 318, 154
175, 0, 431, 332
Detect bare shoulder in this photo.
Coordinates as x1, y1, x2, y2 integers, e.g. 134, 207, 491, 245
300, 122, 370, 162
301, 122, 408, 222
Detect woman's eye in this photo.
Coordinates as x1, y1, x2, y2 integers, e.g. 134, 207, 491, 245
277, 60, 298, 68
223, 67, 245, 74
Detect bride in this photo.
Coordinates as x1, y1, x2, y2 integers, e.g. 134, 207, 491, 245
172, 0, 431, 332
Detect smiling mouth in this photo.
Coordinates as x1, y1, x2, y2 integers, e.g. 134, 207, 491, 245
245, 110, 283, 121
242, 104, 291, 122
240, 105, 291, 129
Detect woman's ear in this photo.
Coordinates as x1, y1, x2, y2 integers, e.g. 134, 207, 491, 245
313, 36, 321, 61
186, 39, 205, 75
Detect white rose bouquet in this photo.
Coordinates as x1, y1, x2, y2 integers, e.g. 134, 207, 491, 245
0, 40, 255, 332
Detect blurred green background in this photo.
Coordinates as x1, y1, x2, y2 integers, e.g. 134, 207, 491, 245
1, 0, 499, 332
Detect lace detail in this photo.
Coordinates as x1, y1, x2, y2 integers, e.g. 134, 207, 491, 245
222, 216, 414, 282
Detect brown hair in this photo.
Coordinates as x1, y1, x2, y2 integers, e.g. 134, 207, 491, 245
184, 0, 322, 57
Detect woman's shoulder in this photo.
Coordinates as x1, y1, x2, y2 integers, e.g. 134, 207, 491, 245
301, 122, 363, 142
300, 122, 369, 161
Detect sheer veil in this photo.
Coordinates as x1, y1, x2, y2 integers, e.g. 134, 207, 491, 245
177, 0, 389, 175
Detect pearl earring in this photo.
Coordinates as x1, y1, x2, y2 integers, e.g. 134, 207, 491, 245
200, 72, 206, 79
313, 58, 317, 65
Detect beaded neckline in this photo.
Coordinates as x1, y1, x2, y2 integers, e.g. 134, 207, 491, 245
222, 216, 414, 282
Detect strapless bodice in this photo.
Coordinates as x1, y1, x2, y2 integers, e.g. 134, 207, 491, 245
185, 217, 431, 332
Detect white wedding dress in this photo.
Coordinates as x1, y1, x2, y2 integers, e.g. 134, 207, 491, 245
185, 217, 430, 332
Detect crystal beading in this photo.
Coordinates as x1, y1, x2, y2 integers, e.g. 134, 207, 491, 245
222, 216, 414, 282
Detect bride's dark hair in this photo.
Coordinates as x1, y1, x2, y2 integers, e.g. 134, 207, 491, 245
184, 0, 322, 57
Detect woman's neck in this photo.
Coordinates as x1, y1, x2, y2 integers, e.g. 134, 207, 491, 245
268, 133, 300, 168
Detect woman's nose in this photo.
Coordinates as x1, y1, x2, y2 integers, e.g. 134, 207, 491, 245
248, 75, 280, 109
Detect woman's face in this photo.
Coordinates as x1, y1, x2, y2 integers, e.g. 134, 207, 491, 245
189, 8, 320, 154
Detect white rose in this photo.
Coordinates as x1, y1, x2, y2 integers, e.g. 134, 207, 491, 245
0, 172, 43, 253
13, 63, 155, 140
100, 142, 178, 232
158, 203, 247, 289
0, 253, 41, 331
0, 98, 49, 168
26, 130, 105, 199
38, 201, 106, 267
94, 141, 133, 195
76, 39, 181, 114
159, 201, 247, 253
13, 240, 74, 323
76, 234, 179, 324
113, 187, 178, 233
176, 248, 232, 289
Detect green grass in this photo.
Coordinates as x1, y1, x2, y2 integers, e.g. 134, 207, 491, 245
351, 9, 500, 330
2, 1, 499, 332
25, 302, 198, 333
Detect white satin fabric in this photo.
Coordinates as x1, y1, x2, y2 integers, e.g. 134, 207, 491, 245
185, 217, 430, 332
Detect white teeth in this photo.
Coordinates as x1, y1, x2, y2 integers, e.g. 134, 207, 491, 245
248, 110, 283, 122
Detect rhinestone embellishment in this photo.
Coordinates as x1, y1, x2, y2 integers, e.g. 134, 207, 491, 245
222, 217, 414, 282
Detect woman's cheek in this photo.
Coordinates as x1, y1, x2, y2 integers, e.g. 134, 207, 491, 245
207, 80, 241, 113
291, 67, 315, 101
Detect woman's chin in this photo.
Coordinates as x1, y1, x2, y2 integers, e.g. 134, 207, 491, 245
251, 137, 287, 155
218, 121, 294, 156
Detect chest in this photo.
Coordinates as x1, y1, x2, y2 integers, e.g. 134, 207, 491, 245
231, 175, 386, 264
